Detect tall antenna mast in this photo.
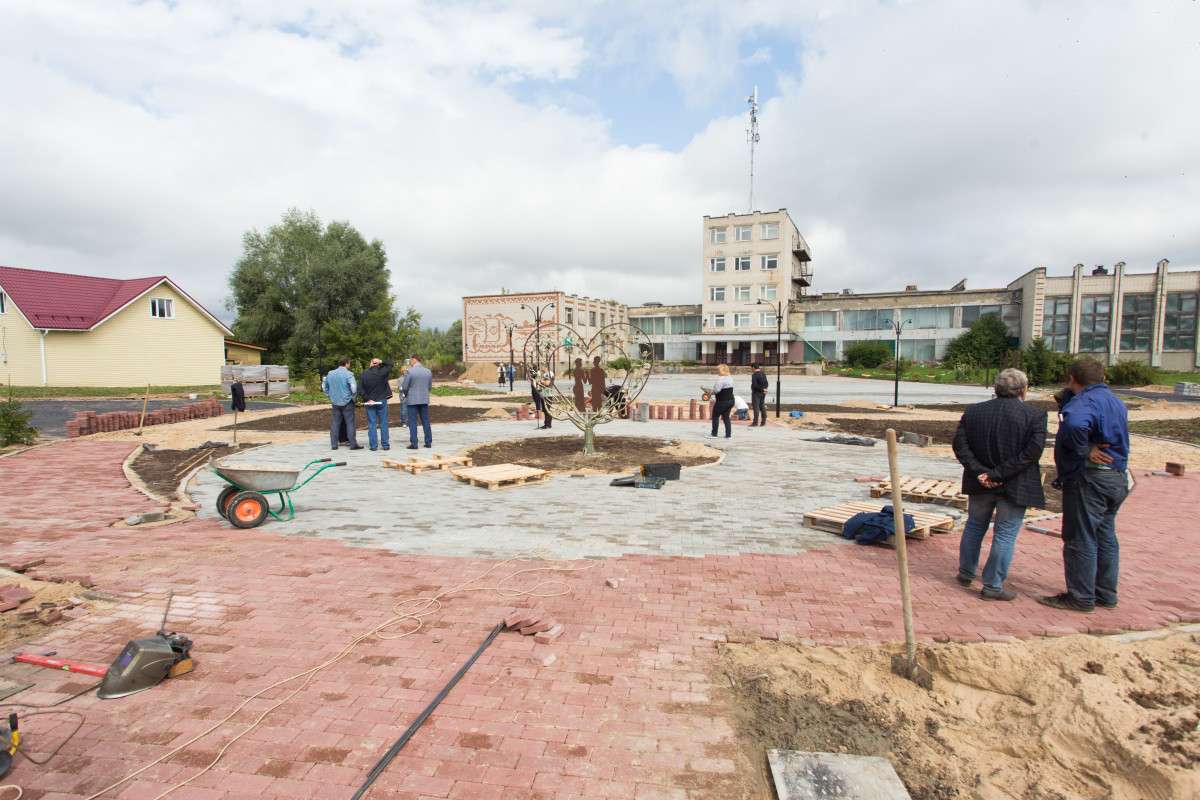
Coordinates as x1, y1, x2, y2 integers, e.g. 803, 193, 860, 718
746, 86, 760, 213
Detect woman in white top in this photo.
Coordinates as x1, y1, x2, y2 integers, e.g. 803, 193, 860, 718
707, 364, 735, 439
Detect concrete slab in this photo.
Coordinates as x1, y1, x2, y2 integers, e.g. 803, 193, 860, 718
768, 749, 911, 799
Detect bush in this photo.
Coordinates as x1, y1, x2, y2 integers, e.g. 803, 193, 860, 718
1022, 338, 1074, 386
1105, 360, 1158, 386
608, 356, 631, 371
432, 354, 459, 369
880, 357, 914, 374
680, 360, 696, 367
944, 315, 1016, 367
0, 388, 39, 447
843, 341, 893, 368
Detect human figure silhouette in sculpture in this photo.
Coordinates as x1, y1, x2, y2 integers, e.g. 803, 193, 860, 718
573, 358, 587, 412
589, 356, 606, 412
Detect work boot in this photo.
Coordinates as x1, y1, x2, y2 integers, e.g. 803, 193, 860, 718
981, 589, 1017, 601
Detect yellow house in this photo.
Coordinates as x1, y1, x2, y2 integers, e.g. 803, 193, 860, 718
224, 339, 267, 365
0, 265, 233, 387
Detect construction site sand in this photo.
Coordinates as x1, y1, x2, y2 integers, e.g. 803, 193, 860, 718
723, 629, 1200, 800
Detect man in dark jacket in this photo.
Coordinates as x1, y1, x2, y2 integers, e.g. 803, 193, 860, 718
750, 364, 769, 426
357, 358, 393, 451
952, 368, 1047, 601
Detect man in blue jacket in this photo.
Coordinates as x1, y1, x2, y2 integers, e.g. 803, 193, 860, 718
322, 357, 362, 451
1038, 358, 1131, 613
401, 354, 434, 449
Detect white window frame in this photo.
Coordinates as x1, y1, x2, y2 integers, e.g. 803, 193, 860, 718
709, 286, 726, 302
709, 227, 727, 244
589, 311, 596, 326
734, 256, 751, 271
760, 254, 778, 270
734, 226, 752, 241
761, 223, 779, 239
150, 297, 174, 319
759, 312, 777, 327
709, 257, 726, 272
733, 313, 750, 328
759, 284, 777, 301
565, 307, 573, 324
710, 313, 726, 328
0, 290, 6, 314
733, 286, 751, 301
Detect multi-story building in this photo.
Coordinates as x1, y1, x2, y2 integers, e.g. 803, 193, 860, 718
695, 210, 813, 365
461, 291, 626, 367
627, 303, 703, 362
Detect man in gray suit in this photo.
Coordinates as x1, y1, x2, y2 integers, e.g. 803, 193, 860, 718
401, 353, 434, 449
952, 368, 1048, 601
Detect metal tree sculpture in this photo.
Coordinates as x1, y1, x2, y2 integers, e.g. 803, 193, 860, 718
521, 321, 654, 456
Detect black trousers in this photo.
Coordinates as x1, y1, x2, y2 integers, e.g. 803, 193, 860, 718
711, 400, 733, 437
751, 392, 767, 425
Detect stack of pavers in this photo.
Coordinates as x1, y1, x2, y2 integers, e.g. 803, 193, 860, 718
1175, 381, 1200, 398
504, 608, 565, 644
65, 397, 224, 438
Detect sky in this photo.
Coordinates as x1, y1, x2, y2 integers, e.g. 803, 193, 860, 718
1, 0, 1198, 329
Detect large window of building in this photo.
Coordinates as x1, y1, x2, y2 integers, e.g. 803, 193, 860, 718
1044, 296, 1071, 351
804, 311, 837, 331
1164, 293, 1197, 350
735, 226, 752, 241
733, 286, 751, 301
675, 315, 702, 334
1077, 296, 1111, 352
631, 317, 665, 335
1120, 293, 1154, 351
914, 307, 952, 329
589, 311, 597, 326
734, 256, 751, 271
843, 309, 894, 331
709, 286, 725, 301
760, 254, 778, 270
733, 313, 750, 327
710, 228, 726, 243
759, 312, 777, 327
804, 340, 837, 360
761, 223, 779, 239
900, 339, 937, 361
709, 257, 726, 272
960, 304, 1002, 326
710, 314, 725, 328
759, 285, 777, 301
565, 307, 573, 323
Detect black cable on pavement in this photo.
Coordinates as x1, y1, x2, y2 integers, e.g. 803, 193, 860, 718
350, 621, 506, 800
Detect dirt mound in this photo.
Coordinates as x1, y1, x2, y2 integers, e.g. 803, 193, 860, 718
462, 435, 721, 475
723, 631, 1200, 800
460, 361, 505, 384
840, 399, 891, 410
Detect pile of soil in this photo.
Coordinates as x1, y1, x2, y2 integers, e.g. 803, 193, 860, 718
220, 405, 513, 432
777, 403, 896, 415
828, 417, 959, 445
1130, 418, 1200, 445
916, 399, 1061, 413
722, 631, 1200, 800
431, 363, 466, 381
463, 435, 721, 475
131, 444, 260, 499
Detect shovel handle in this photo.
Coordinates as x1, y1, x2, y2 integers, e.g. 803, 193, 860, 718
886, 429, 917, 664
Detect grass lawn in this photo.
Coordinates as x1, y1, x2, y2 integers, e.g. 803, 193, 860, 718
1151, 372, 1200, 386
5, 384, 223, 399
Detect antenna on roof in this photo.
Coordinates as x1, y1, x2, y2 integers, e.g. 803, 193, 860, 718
746, 87, 760, 213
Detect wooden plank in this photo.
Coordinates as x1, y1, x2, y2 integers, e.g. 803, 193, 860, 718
869, 476, 968, 510
383, 454, 473, 475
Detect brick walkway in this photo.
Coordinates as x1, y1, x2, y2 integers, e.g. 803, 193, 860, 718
2, 441, 1199, 799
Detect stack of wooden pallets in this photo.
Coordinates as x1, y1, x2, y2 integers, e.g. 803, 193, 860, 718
449, 464, 550, 491
382, 453, 473, 475
802, 501, 954, 548
869, 476, 968, 509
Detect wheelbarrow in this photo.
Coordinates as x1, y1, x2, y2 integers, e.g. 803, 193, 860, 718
210, 457, 344, 529
700, 385, 713, 401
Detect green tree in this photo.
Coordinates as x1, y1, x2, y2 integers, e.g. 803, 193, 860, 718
0, 387, 39, 447
1022, 337, 1073, 386
943, 314, 1015, 367
843, 340, 892, 368
226, 208, 391, 373
321, 300, 422, 370
414, 319, 463, 360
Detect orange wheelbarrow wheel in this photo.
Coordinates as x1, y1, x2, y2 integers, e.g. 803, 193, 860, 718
228, 491, 269, 529
216, 485, 239, 519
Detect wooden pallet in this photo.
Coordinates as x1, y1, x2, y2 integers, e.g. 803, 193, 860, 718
870, 476, 968, 509
450, 463, 550, 491
382, 454, 473, 475
802, 501, 955, 546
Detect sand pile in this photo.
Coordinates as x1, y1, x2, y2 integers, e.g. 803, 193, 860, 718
459, 361, 508, 383
723, 630, 1200, 800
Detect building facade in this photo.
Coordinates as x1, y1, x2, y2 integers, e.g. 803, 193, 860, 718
627, 303, 703, 362
695, 209, 813, 365
462, 291, 626, 367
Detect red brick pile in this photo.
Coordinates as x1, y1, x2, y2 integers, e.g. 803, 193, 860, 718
66, 397, 224, 437
504, 607, 565, 644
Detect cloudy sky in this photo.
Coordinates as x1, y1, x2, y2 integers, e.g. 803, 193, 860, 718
2, 1, 1198, 328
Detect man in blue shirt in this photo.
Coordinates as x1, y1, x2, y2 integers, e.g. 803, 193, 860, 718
1038, 359, 1131, 613
322, 357, 362, 451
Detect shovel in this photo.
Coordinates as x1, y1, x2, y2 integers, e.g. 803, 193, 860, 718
885, 428, 934, 690
135, 382, 150, 436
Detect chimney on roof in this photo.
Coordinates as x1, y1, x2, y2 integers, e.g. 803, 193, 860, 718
1092, 265, 1108, 276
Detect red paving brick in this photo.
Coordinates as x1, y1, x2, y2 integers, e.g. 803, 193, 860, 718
1, 441, 1199, 798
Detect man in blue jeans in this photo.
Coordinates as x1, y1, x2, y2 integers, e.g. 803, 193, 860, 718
1039, 358, 1131, 613
357, 357, 393, 451
321, 357, 362, 451
952, 368, 1048, 601
401, 353, 434, 449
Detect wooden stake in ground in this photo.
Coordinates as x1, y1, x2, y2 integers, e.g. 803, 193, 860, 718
136, 383, 151, 436
886, 428, 933, 690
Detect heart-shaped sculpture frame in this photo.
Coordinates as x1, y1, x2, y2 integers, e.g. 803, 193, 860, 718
521, 321, 654, 455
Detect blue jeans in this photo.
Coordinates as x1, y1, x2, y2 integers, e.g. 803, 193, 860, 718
330, 403, 357, 448
1061, 470, 1128, 608
364, 402, 389, 450
958, 493, 1026, 594
408, 404, 431, 447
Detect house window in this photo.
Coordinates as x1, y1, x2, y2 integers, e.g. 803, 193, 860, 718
961, 304, 1001, 326
759, 312, 777, 327
914, 307, 952, 329
1078, 296, 1111, 352
734, 256, 751, 271
843, 309, 894, 331
1120, 293, 1154, 352
565, 307, 573, 324
733, 286, 751, 301
150, 297, 174, 318
1044, 296, 1071, 352
599, 313, 606, 326
735, 226, 752, 241
733, 313, 750, 328
1164, 293, 1197, 350
761, 223, 779, 239
760, 284, 777, 301
710, 227, 727, 243
900, 339, 938, 361
806, 340, 837, 360
710, 257, 726, 272
710, 286, 726, 302
760, 254, 778, 270
589, 311, 597, 327
804, 311, 837, 331
0, 290, 6, 314
710, 314, 726, 328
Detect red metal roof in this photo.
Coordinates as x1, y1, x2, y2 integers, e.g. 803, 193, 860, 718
0, 265, 230, 334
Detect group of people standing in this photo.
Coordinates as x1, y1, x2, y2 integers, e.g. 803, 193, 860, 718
705, 363, 771, 439
321, 354, 435, 452
953, 358, 1130, 613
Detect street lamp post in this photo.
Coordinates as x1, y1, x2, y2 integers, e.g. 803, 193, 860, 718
505, 323, 516, 393
757, 298, 786, 418
883, 317, 913, 408
520, 302, 556, 430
